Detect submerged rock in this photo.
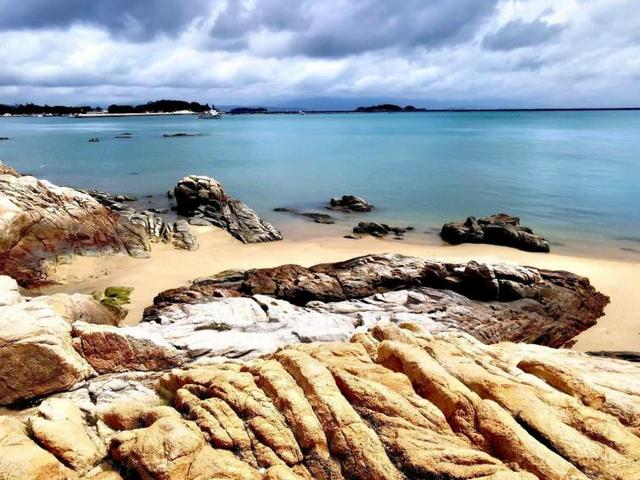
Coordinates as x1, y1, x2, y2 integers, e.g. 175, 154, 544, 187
0, 163, 150, 286
441, 213, 550, 252
174, 175, 282, 243
329, 194, 373, 212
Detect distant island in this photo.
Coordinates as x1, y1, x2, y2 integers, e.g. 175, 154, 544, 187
228, 107, 269, 115
2, 99, 639, 118
106, 100, 211, 114
355, 104, 426, 112
0, 99, 213, 117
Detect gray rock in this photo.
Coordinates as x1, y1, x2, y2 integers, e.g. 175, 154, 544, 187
174, 175, 282, 243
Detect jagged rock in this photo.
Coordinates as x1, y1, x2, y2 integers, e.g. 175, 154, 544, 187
144, 254, 607, 348
352, 221, 406, 237
174, 175, 282, 243
329, 194, 373, 212
172, 219, 199, 250
441, 213, 550, 252
0, 165, 150, 286
0, 416, 75, 479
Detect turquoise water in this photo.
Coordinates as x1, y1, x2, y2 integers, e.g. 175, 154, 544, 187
0, 111, 639, 257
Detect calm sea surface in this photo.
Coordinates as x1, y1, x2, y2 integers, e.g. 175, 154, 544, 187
0, 111, 639, 258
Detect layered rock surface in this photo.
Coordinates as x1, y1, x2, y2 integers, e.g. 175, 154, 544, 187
175, 175, 282, 243
0, 163, 151, 286
441, 213, 550, 252
3, 323, 639, 479
144, 253, 608, 349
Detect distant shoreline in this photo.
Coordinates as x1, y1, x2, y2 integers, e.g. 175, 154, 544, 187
3, 106, 640, 119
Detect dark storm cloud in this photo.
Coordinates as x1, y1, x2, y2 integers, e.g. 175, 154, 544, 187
209, 0, 500, 57
482, 17, 564, 51
0, 0, 213, 40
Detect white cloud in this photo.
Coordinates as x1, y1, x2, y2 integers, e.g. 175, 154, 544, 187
0, 0, 638, 107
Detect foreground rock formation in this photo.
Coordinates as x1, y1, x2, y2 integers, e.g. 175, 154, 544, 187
441, 213, 550, 252
2, 321, 639, 479
145, 253, 608, 352
175, 175, 282, 243
0, 162, 152, 286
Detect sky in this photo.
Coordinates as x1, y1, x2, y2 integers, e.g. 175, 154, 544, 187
0, 0, 638, 108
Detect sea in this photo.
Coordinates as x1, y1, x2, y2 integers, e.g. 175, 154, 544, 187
1, 110, 639, 259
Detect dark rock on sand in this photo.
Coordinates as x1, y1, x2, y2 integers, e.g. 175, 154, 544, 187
329, 194, 373, 212
144, 253, 608, 348
174, 175, 282, 243
441, 213, 550, 252
353, 221, 406, 238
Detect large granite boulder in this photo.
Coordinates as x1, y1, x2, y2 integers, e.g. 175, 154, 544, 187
441, 213, 550, 252
174, 175, 282, 243
0, 163, 150, 286
0, 299, 94, 405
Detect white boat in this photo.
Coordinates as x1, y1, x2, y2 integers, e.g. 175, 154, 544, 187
198, 109, 223, 119
298, 110, 305, 115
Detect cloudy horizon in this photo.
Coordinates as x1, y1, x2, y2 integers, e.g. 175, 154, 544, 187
0, 0, 638, 109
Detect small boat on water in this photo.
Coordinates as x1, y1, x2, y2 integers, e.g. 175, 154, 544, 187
298, 110, 305, 115
198, 109, 223, 119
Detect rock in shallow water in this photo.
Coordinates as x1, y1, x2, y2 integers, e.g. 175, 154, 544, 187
329, 194, 373, 212
175, 175, 282, 243
441, 213, 550, 252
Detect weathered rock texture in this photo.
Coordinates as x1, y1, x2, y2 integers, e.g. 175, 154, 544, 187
441, 213, 550, 252
0, 276, 124, 405
144, 253, 608, 349
6, 324, 637, 480
86, 189, 199, 251
175, 175, 282, 243
0, 163, 150, 286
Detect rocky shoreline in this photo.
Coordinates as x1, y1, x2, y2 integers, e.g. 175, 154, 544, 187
0, 161, 639, 480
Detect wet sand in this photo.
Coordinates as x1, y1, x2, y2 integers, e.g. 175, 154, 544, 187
42, 226, 640, 353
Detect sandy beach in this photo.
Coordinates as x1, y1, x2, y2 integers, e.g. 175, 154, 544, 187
41, 226, 640, 353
